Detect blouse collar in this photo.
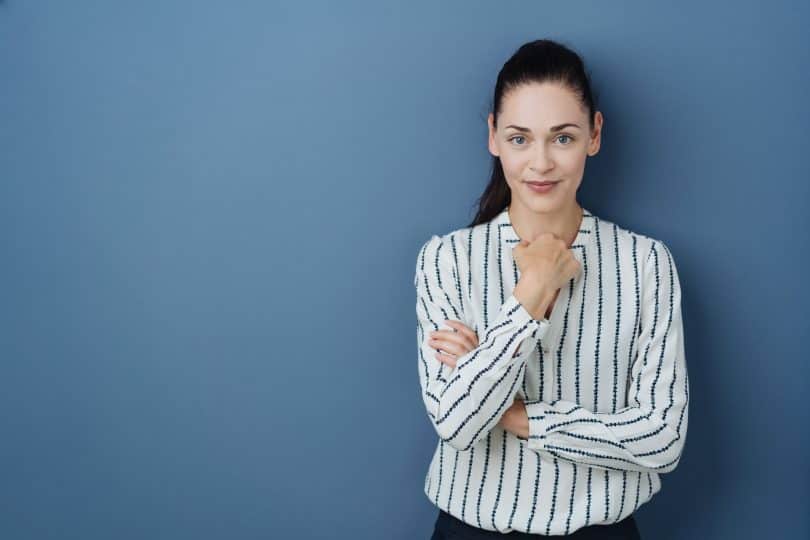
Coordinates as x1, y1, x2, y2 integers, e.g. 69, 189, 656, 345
494, 204, 597, 263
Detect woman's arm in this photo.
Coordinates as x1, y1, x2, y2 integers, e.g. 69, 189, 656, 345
415, 233, 550, 451
515, 239, 689, 474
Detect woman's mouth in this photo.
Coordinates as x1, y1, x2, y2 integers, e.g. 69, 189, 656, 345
524, 180, 560, 194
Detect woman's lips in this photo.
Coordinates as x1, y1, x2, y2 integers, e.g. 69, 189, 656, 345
524, 180, 560, 193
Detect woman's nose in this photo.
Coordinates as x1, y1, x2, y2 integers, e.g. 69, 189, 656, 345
530, 151, 553, 173
529, 146, 554, 172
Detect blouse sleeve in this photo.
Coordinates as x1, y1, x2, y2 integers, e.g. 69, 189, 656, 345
522, 238, 690, 474
415, 234, 551, 451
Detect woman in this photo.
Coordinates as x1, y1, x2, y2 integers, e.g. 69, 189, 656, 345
414, 39, 689, 539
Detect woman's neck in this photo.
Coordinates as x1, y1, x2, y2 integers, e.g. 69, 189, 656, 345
508, 201, 583, 246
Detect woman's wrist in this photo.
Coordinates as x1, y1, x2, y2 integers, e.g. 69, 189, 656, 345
513, 275, 556, 321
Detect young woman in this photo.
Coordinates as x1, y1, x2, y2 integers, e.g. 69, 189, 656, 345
414, 39, 689, 539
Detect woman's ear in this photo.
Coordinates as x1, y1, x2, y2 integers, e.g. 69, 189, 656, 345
587, 111, 603, 156
487, 113, 500, 157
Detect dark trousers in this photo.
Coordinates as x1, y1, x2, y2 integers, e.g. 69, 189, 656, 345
430, 509, 641, 540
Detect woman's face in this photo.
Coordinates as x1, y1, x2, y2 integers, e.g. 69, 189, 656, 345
488, 81, 603, 215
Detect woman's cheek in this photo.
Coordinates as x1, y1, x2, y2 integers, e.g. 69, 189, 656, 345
501, 156, 525, 184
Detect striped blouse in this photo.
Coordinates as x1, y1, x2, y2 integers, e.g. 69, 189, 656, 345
413, 205, 689, 536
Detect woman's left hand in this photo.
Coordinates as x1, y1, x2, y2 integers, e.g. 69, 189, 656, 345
429, 320, 530, 438
497, 399, 529, 439
428, 320, 479, 369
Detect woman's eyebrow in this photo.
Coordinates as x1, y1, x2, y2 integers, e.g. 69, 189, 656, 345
504, 123, 581, 132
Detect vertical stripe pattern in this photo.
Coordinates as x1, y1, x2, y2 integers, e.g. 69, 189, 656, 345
414, 206, 689, 535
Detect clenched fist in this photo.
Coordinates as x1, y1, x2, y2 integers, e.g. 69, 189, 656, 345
512, 233, 581, 320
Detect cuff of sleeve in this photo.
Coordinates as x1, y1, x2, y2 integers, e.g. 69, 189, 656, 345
524, 401, 558, 451
501, 293, 551, 342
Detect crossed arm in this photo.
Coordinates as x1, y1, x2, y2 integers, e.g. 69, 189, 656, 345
415, 233, 689, 474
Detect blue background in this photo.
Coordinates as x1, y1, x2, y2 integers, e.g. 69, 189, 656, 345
2, 1, 808, 538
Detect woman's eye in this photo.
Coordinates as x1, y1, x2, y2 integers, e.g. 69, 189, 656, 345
556, 134, 574, 145
509, 135, 526, 145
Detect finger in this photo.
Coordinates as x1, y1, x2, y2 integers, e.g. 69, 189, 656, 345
432, 334, 476, 355
435, 350, 457, 369
428, 337, 468, 357
442, 320, 479, 346
431, 329, 476, 351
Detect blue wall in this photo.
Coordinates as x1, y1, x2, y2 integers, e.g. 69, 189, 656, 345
2, 1, 808, 538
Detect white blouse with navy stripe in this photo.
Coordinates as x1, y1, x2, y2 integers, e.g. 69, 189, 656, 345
414, 205, 689, 535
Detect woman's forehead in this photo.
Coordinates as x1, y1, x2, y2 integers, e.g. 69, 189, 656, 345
499, 82, 587, 128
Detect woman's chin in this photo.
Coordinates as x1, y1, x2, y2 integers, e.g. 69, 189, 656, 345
518, 192, 570, 214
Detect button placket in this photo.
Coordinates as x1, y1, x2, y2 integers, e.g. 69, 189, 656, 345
496, 204, 596, 403
541, 284, 568, 401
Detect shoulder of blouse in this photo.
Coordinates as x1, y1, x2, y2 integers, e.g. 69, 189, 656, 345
592, 213, 674, 265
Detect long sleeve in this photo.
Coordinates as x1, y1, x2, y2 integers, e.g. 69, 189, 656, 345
523, 239, 689, 474
415, 234, 551, 451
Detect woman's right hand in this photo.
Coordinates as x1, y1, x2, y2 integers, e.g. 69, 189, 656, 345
512, 233, 581, 318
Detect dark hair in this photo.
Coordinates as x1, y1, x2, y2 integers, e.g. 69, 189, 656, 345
467, 39, 599, 228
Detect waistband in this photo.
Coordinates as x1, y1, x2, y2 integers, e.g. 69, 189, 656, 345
436, 508, 640, 539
